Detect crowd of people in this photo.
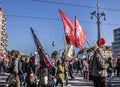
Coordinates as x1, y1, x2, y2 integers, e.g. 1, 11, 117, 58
0, 47, 120, 87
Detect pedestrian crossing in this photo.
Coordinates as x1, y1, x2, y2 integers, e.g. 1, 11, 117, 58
0, 73, 120, 87
63, 74, 120, 87
63, 76, 93, 87
0, 73, 10, 87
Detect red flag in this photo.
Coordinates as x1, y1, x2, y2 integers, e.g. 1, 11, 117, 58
74, 17, 86, 50
59, 9, 75, 45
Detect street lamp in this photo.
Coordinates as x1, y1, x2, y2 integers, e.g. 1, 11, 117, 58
91, 0, 106, 46
52, 41, 55, 52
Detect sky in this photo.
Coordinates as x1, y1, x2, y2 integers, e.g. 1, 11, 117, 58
0, 0, 120, 55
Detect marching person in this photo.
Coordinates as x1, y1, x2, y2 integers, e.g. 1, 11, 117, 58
68, 60, 74, 80
18, 56, 26, 87
76, 58, 83, 76
37, 63, 56, 87
91, 48, 108, 87
64, 60, 69, 86
82, 58, 89, 80
56, 60, 65, 87
117, 56, 120, 77
107, 57, 113, 87
5, 54, 20, 87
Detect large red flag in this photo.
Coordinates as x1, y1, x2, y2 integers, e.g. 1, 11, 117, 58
74, 17, 86, 50
59, 9, 75, 45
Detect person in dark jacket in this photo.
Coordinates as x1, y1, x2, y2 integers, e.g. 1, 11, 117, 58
25, 58, 35, 87
117, 57, 120, 77
107, 57, 113, 87
0, 58, 6, 73
76, 58, 83, 76
18, 56, 26, 87
6, 54, 20, 87
69, 61, 74, 80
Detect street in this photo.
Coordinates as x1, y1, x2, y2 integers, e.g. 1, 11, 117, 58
63, 73, 120, 87
0, 73, 120, 87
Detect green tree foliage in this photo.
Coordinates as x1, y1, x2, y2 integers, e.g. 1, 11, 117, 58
10, 50, 20, 57
22, 55, 30, 59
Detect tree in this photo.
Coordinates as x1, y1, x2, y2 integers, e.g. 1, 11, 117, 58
10, 50, 20, 57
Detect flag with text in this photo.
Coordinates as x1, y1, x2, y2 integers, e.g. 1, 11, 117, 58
74, 17, 86, 50
59, 9, 75, 46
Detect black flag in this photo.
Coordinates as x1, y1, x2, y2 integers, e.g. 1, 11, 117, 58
30, 27, 55, 74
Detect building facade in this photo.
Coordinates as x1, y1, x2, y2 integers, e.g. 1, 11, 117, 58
112, 28, 120, 58
100, 46, 112, 59
0, 7, 8, 55
78, 46, 112, 59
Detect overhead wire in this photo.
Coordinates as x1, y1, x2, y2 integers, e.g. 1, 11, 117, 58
32, 0, 120, 12
3, 0, 120, 26
6, 14, 120, 26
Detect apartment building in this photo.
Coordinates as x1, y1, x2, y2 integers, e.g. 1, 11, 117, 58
0, 7, 8, 55
112, 28, 120, 58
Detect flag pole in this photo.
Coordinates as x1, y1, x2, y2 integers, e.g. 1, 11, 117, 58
63, 36, 74, 60
85, 37, 91, 48
83, 34, 105, 59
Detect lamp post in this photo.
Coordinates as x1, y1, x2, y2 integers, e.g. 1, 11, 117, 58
52, 41, 55, 52
91, 0, 106, 46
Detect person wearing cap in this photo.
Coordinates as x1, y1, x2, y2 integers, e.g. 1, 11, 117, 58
91, 48, 108, 87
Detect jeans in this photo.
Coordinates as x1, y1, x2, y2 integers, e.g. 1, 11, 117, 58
108, 72, 112, 85
65, 72, 69, 85
19, 74, 25, 86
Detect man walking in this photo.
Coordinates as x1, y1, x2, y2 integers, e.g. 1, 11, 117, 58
91, 48, 108, 87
